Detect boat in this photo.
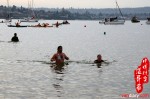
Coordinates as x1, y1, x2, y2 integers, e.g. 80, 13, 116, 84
146, 17, 150, 24
62, 20, 70, 24
7, 25, 28, 27
131, 16, 140, 23
99, 1, 125, 25
28, 23, 53, 27
20, 17, 38, 22
1, 0, 12, 23
103, 17, 125, 25
99, 19, 105, 24
20, 0, 38, 22
0, 20, 5, 23
28, 25, 53, 27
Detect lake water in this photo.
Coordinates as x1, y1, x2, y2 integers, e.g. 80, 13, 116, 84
0, 20, 150, 99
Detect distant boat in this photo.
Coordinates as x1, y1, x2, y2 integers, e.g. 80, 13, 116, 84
99, 1, 125, 25
103, 17, 125, 25
7, 25, 28, 27
62, 20, 70, 24
0, 20, 5, 23
28, 25, 53, 28
131, 16, 140, 23
28, 23, 53, 27
146, 17, 150, 24
20, 17, 38, 22
20, 0, 38, 22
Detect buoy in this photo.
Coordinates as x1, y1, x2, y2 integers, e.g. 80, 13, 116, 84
84, 25, 86, 27
104, 32, 106, 35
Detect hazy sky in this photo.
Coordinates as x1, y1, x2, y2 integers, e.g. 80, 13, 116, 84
1, 0, 150, 8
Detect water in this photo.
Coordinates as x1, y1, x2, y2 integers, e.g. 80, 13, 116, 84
0, 20, 150, 99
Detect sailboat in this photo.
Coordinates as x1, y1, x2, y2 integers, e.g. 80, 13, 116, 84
20, 0, 38, 22
99, 1, 125, 25
1, 0, 12, 23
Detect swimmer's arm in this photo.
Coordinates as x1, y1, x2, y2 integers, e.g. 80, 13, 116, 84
64, 54, 69, 60
51, 54, 56, 61
101, 60, 104, 62
102, 60, 110, 64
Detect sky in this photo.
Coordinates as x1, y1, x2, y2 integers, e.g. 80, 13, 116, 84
1, 0, 150, 8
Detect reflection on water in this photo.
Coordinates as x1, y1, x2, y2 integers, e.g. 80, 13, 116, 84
50, 64, 68, 97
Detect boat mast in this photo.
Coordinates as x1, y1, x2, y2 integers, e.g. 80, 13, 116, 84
6, 0, 11, 22
31, 0, 35, 17
7, 0, 9, 7
116, 0, 125, 21
28, 0, 30, 18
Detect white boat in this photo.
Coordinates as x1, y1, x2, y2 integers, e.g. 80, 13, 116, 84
20, 17, 38, 22
104, 19, 125, 25
20, 0, 38, 22
99, 19, 105, 24
100, 18, 125, 25
99, 1, 125, 25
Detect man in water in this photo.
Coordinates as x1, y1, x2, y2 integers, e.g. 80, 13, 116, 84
94, 54, 104, 63
51, 46, 69, 65
11, 33, 19, 42
15, 20, 20, 27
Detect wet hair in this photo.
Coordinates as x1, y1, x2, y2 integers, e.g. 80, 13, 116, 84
14, 33, 17, 36
57, 46, 62, 50
97, 54, 101, 57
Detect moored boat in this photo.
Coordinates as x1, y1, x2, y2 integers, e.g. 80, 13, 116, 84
99, 1, 125, 25
62, 20, 70, 24
131, 16, 140, 23
146, 17, 150, 24
104, 19, 125, 25
28, 23, 53, 27
20, 0, 38, 22
20, 17, 38, 22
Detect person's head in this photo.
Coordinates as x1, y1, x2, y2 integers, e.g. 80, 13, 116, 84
57, 46, 63, 53
14, 33, 17, 37
97, 54, 102, 61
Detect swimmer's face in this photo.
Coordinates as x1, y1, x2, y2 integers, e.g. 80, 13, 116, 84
58, 47, 62, 53
97, 55, 101, 60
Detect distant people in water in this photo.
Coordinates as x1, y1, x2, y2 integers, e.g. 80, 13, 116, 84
15, 20, 21, 27
56, 21, 59, 27
51, 46, 69, 65
94, 54, 104, 63
15, 22, 20, 27
37, 23, 41, 27
104, 32, 106, 35
11, 33, 19, 42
